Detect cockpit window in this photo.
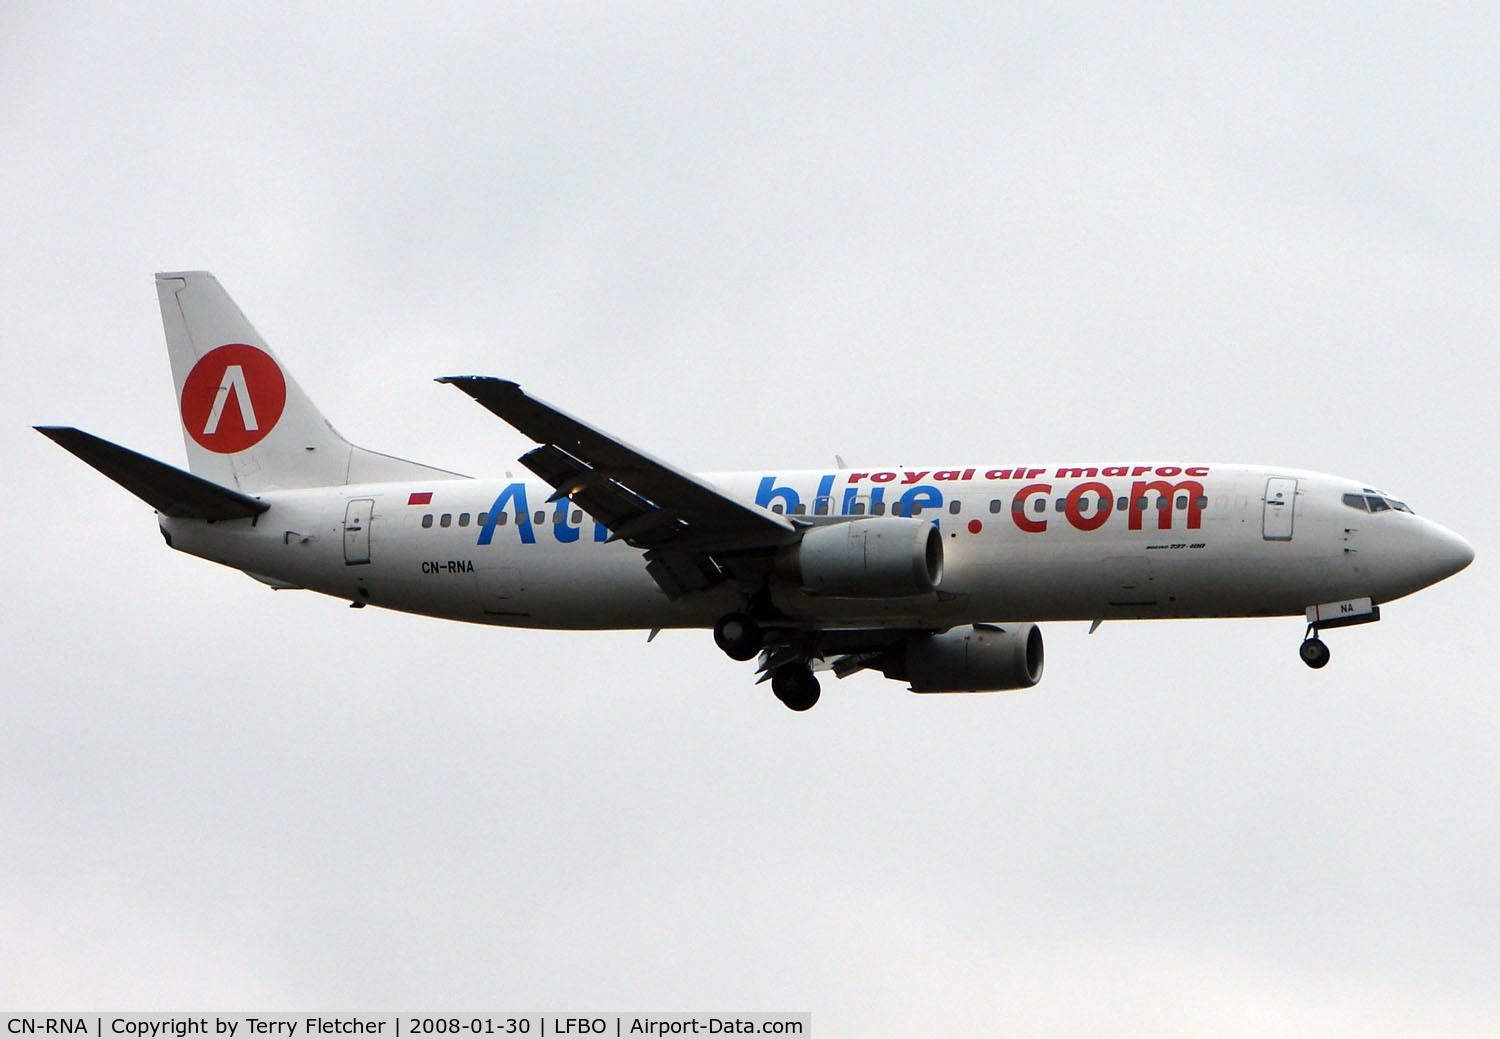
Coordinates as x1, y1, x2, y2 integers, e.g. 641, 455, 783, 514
1344, 491, 1415, 514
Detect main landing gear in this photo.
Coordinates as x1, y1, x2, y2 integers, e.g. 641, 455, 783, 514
771, 662, 821, 712
714, 610, 820, 711
713, 611, 763, 661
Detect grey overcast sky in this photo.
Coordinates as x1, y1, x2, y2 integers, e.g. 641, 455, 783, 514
3, 2, 1497, 1034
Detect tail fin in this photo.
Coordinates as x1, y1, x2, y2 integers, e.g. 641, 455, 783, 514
156, 272, 460, 491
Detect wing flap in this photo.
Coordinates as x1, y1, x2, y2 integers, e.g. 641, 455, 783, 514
520, 442, 663, 537
36, 426, 270, 520
438, 376, 797, 552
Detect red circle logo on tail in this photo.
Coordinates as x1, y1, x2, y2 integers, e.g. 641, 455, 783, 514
180, 344, 287, 454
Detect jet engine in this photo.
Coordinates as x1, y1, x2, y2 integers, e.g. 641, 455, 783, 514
883, 623, 1044, 692
777, 517, 943, 597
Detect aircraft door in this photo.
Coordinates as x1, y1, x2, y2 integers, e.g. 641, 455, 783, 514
1262, 478, 1297, 541
344, 498, 374, 564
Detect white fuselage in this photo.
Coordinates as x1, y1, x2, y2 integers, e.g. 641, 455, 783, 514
160, 462, 1471, 632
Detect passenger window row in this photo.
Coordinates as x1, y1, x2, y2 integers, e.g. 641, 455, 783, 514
421, 492, 1218, 531
770, 500, 944, 517
421, 510, 585, 529
989, 495, 1211, 514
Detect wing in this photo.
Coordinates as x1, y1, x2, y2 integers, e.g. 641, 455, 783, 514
437, 377, 798, 597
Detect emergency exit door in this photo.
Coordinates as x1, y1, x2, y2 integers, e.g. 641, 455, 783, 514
344, 498, 374, 564
1262, 478, 1297, 541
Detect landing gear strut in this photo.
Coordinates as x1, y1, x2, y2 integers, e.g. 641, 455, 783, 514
1299, 630, 1331, 669
771, 662, 821, 712
713, 612, 763, 661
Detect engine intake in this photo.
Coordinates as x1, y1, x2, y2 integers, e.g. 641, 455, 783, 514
777, 517, 943, 598
886, 623, 1044, 693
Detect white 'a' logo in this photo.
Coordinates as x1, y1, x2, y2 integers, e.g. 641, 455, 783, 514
202, 364, 258, 435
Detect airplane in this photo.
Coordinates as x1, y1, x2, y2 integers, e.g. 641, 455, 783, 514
37, 272, 1474, 710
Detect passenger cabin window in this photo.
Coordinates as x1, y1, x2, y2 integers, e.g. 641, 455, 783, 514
771, 504, 784, 514
872, 502, 886, 515
458, 513, 470, 527
421, 514, 433, 528
572, 510, 583, 524
478, 512, 489, 526
534, 510, 547, 524
949, 500, 962, 515
990, 499, 1003, 514
851, 502, 866, 516
440, 513, 452, 527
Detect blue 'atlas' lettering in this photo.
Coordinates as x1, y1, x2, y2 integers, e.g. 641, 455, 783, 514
553, 500, 579, 543
477, 483, 535, 545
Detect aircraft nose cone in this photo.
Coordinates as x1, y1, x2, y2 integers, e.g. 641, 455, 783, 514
1423, 522, 1475, 583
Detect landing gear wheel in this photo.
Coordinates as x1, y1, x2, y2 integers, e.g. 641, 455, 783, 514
771, 663, 821, 712
1299, 636, 1331, 669
713, 612, 762, 661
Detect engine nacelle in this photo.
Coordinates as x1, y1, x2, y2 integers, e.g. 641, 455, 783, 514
777, 517, 943, 598
887, 623, 1044, 693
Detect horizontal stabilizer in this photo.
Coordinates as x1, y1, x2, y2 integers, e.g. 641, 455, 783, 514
35, 426, 270, 520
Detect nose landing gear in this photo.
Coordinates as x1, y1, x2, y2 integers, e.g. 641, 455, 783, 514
1298, 598, 1382, 669
1299, 631, 1331, 669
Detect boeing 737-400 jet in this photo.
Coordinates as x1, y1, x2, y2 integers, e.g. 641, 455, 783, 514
38, 272, 1474, 710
